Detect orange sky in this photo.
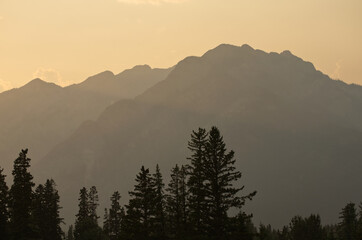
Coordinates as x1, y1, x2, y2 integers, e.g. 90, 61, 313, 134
0, 0, 361, 92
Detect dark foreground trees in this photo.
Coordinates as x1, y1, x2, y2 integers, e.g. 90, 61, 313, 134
32, 179, 63, 240
96, 126, 256, 240
0, 149, 63, 240
204, 127, 256, 239
9, 149, 35, 240
74, 186, 106, 240
0, 167, 9, 238
3, 128, 362, 240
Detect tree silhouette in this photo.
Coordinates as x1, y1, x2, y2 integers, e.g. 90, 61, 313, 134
338, 202, 358, 240
108, 191, 124, 240
186, 128, 208, 236
74, 187, 105, 240
0, 167, 9, 239
9, 149, 35, 240
32, 179, 63, 240
289, 214, 323, 240
204, 127, 256, 239
124, 166, 155, 240
152, 164, 166, 239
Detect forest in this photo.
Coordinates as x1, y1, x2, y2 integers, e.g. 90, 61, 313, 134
0, 127, 361, 240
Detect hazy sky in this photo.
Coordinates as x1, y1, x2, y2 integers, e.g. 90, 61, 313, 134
0, 0, 361, 92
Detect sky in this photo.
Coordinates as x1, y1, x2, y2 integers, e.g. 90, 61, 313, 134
0, 0, 361, 92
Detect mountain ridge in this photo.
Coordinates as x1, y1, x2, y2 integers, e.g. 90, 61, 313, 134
0, 65, 172, 174
34, 44, 362, 227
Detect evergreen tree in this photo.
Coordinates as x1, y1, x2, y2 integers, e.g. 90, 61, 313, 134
108, 192, 124, 240
186, 128, 208, 235
166, 164, 182, 239
9, 149, 35, 240
259, 224, 278, 240
228, 212, 256, 240
89, 186, 100, 224
67, 225, 75, 240
338, 203, 358, 240
0, 167, 9, 239
74, 187, 105, 240
323, 225, 338, 240
125, 166, 155, 240
278, 226, 290, 240
289, 215, 323, 240
179, 165, 188, 236
166, 164, 188, 239
103, 208, 110, 238
32, 179, 63, 240
203, 127, 256, 240
152, 164, 166, 240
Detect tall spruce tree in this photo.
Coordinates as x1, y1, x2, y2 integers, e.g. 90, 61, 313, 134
89, 186, 100, 224
9, 149, 35, 240
203, 127, 256, 240
152, 164, 166, 240
0, 167, 9, 239
32, 179, 63, 240
125, 166, 155, 240
108, 191, 124, 240
179, 165, 188, 235
67, 225, 75, 240
166, 164, 182, 238
103, 208, 110, 238
166, 164, 188, 239
186, 128, 208, 235
74, 187, 105, 240
74, 187, 89, 240
338, 203, 358, 240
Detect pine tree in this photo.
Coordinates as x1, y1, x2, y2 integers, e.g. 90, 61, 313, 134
179, 165, 188, 236
32, 179, 63, 240
152, 164, 166, 240
278, 226, 290, 240
9, 149, 35, 240
228, 212, 256, 240
103, 208, 110, 238
289, 215, 323, 240
203, 127, 256, 240
67, 225, 75, 240
89, 186, 100, 224
166, 164, 188, 239
108, 191, 124, 240
0, 167, 9, 239
125, 166, 155, 240
186, 128, 208, 236
338, 203, 358, 240
259, 224, 278, 240
166, 164, 181, 238
74, 187, 105, 240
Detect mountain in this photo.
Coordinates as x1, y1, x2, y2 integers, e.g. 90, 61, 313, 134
0, 66, 172, 173
36, 44, 362, 227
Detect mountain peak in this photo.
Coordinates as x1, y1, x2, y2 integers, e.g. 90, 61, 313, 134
281, 50, 294, 57
240, 43, 254, 51
131, 64, 152, 71
88, 70, 115, 80
23, 78, 61, 89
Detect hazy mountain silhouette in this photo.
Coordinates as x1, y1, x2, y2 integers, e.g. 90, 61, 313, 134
0, 66, 172, 173
32, 44, 362, 227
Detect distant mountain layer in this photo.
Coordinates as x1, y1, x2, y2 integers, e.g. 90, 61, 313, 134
0, 65, 172, 172
35, 44, 362, 227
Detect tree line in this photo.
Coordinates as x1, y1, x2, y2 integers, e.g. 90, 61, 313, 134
0, 127, 361, 240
